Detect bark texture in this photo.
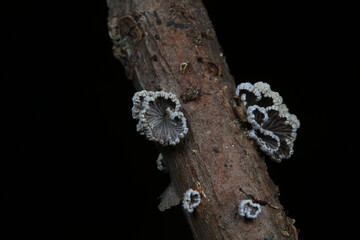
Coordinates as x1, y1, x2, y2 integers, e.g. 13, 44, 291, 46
107, 0, 298, 239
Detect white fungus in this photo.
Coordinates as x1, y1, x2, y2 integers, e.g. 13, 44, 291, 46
238, 199, 262, 219
253, 82, 283, 107
156, 153, 167, 172
131, 90, 154, 119
183, 189, 201, 213
132, 90, 188, 146
235, 82, 261, 107
235, 82, 300, 162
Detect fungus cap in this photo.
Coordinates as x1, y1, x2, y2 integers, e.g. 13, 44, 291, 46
235, 82, 261, 107
183, 189, 201, 213
235, 82, 300, 162
156, 153, 167, 172
238, 199, 262, 219
132, 90, 188, 146
131, 90, 154, 119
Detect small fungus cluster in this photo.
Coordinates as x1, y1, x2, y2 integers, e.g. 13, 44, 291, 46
235, 82, 300, 162
132, 90, 188, 146
238, 199, 262, 219
183, 189, 201, 213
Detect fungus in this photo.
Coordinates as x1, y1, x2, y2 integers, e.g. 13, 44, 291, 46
183, 189, 201, 213
253, 82, 283, 107
131, 90, 154, 119
235, 82, 261, 107
132, 90, 188, 146
238, 199, 262, 219
235, 82, 300, 162
156, 153, 167, 172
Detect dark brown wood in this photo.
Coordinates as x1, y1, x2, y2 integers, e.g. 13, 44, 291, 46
107, 0, 298, 239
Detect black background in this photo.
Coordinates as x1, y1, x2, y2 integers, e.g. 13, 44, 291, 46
5, 1, 355, 239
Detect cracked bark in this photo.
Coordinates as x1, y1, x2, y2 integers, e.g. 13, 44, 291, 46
107, 0, 298, 239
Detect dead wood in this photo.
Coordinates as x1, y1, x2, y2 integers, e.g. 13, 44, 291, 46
107, 0, 298, 239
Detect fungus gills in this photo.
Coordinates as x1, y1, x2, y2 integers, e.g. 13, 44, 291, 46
235, 82, 300, 162
183, 189, 201, 213
238, 199, 262, 219
132, 90, 188, 146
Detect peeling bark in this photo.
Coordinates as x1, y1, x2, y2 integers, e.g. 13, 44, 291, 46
158, 181, 181, 212
107, 0, 298, 239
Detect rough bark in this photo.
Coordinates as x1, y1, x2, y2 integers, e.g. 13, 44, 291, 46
107, 0, 298, 239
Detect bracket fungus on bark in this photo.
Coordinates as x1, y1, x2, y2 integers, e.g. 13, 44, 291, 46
235, 82, 300, 162
182, 189, 201, 213
238, 199, 262, 219
132, 90, 188, 146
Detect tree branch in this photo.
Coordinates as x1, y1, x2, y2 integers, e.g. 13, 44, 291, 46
107, 0, 298, 239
